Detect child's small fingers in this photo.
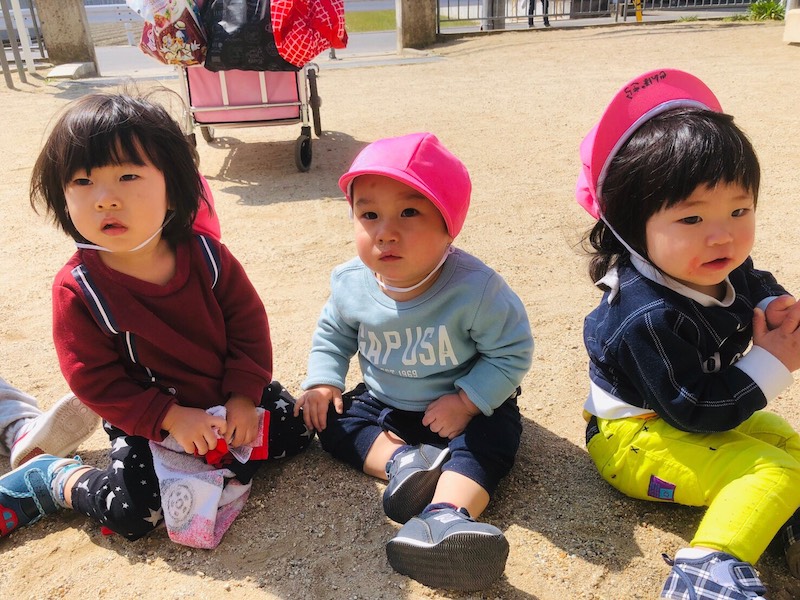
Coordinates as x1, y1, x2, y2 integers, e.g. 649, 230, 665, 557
785, 301, 800, 326
779, 308, 800, 333
311, 409, 326, 432
772, 295, 795, 311
302, 414, 315, 433
752, 307, 766, 332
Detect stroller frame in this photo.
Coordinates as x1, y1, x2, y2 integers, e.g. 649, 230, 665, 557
181, 63, 322, 172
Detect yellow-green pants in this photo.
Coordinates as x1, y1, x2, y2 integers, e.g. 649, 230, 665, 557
587, 410, 800, 563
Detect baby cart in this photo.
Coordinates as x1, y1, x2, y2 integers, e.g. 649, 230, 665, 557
130, 0, 344, 172
180, 63, 322, 172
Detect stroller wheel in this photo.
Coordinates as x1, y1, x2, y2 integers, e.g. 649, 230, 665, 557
200, 126, 215, 143
295, 134, 312, 172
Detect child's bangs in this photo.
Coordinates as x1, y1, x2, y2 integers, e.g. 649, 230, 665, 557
661, 137, 759, 211
62, 123, 152, 184
626, 109, 760, 211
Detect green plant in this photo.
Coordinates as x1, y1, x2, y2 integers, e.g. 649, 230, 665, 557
748, 0, 785, 21
722, 14, 751, 21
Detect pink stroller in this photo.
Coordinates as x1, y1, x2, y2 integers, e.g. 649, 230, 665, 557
181, 63, 321, 172
177, 0, 343, 172
134, 0, 343, 171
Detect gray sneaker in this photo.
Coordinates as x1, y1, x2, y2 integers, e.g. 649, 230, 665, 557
661, 552, 766, 599
385, 504, 509, 591
10, 393, 99, 469
383, 444, 450, 524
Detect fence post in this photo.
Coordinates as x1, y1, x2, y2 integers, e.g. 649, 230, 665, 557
35, 0, 97, 70
396, 0, 437, 51
482, 0, 507, 30
785, 3, 800, 43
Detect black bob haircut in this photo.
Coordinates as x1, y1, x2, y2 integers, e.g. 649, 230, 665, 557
30, 93, 209, 245
586, 107, 760, 283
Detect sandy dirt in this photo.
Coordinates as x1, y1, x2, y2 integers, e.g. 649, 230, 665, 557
1, 19, 799, 600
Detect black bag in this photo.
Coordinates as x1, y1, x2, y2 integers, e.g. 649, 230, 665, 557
202, 0, 299, 72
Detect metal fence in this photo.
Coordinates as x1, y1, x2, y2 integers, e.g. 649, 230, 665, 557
438, 0, 754, 30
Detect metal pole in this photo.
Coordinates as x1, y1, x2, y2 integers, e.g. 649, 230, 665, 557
29, 0, 44, 58
9, 0, 36, 73
395, 0, 403, 54
0, 0, 27, 83
0, 30, 15, 88
482, 0, 493, 29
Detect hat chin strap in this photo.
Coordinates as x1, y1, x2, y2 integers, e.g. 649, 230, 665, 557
75, 213, 175, 253
600, 214, 647, 265
600, 213, 677, 282
375, 246, 453, 294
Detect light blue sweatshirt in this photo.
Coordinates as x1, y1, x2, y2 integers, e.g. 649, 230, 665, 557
303, 248, 533, 415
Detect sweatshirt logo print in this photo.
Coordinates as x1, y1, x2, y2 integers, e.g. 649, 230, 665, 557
358, 325, 459, 368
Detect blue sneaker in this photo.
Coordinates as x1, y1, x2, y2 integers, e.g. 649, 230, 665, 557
385, 503, 509, 591
0, 454, 77, 537
383, 444, 450, 524
661, 551, 767, 599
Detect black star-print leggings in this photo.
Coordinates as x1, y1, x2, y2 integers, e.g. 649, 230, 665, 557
69, 382, 313, 540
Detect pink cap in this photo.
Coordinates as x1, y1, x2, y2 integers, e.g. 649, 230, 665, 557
576, 69, 722, 219
338, 132, 471, 238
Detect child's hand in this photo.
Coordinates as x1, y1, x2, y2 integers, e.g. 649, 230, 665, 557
765, 295, 798, 330
162, 404, 228, 455
422, 390, 481, 439
224, 394, 259, 448
293, 385, 343, 432
753, 304, 800, 372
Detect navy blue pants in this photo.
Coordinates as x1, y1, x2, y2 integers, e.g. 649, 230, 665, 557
317, 384, 523, 496
528, 0, 550, 25
70, 382, 312, 540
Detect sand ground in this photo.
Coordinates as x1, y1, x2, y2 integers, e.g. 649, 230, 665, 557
1, 19, 799, 600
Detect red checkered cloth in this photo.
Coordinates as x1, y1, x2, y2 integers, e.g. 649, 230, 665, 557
271, 0, 348, 67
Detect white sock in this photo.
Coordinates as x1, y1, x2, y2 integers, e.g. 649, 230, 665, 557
675, 547, 720, 561
49, 458, 83, 508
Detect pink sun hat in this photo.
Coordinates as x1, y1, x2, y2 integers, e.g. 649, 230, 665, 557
338, 132, 471, 238
576, 68, 723, 219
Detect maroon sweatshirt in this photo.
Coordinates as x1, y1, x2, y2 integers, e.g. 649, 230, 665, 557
52, 237, 271, 441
